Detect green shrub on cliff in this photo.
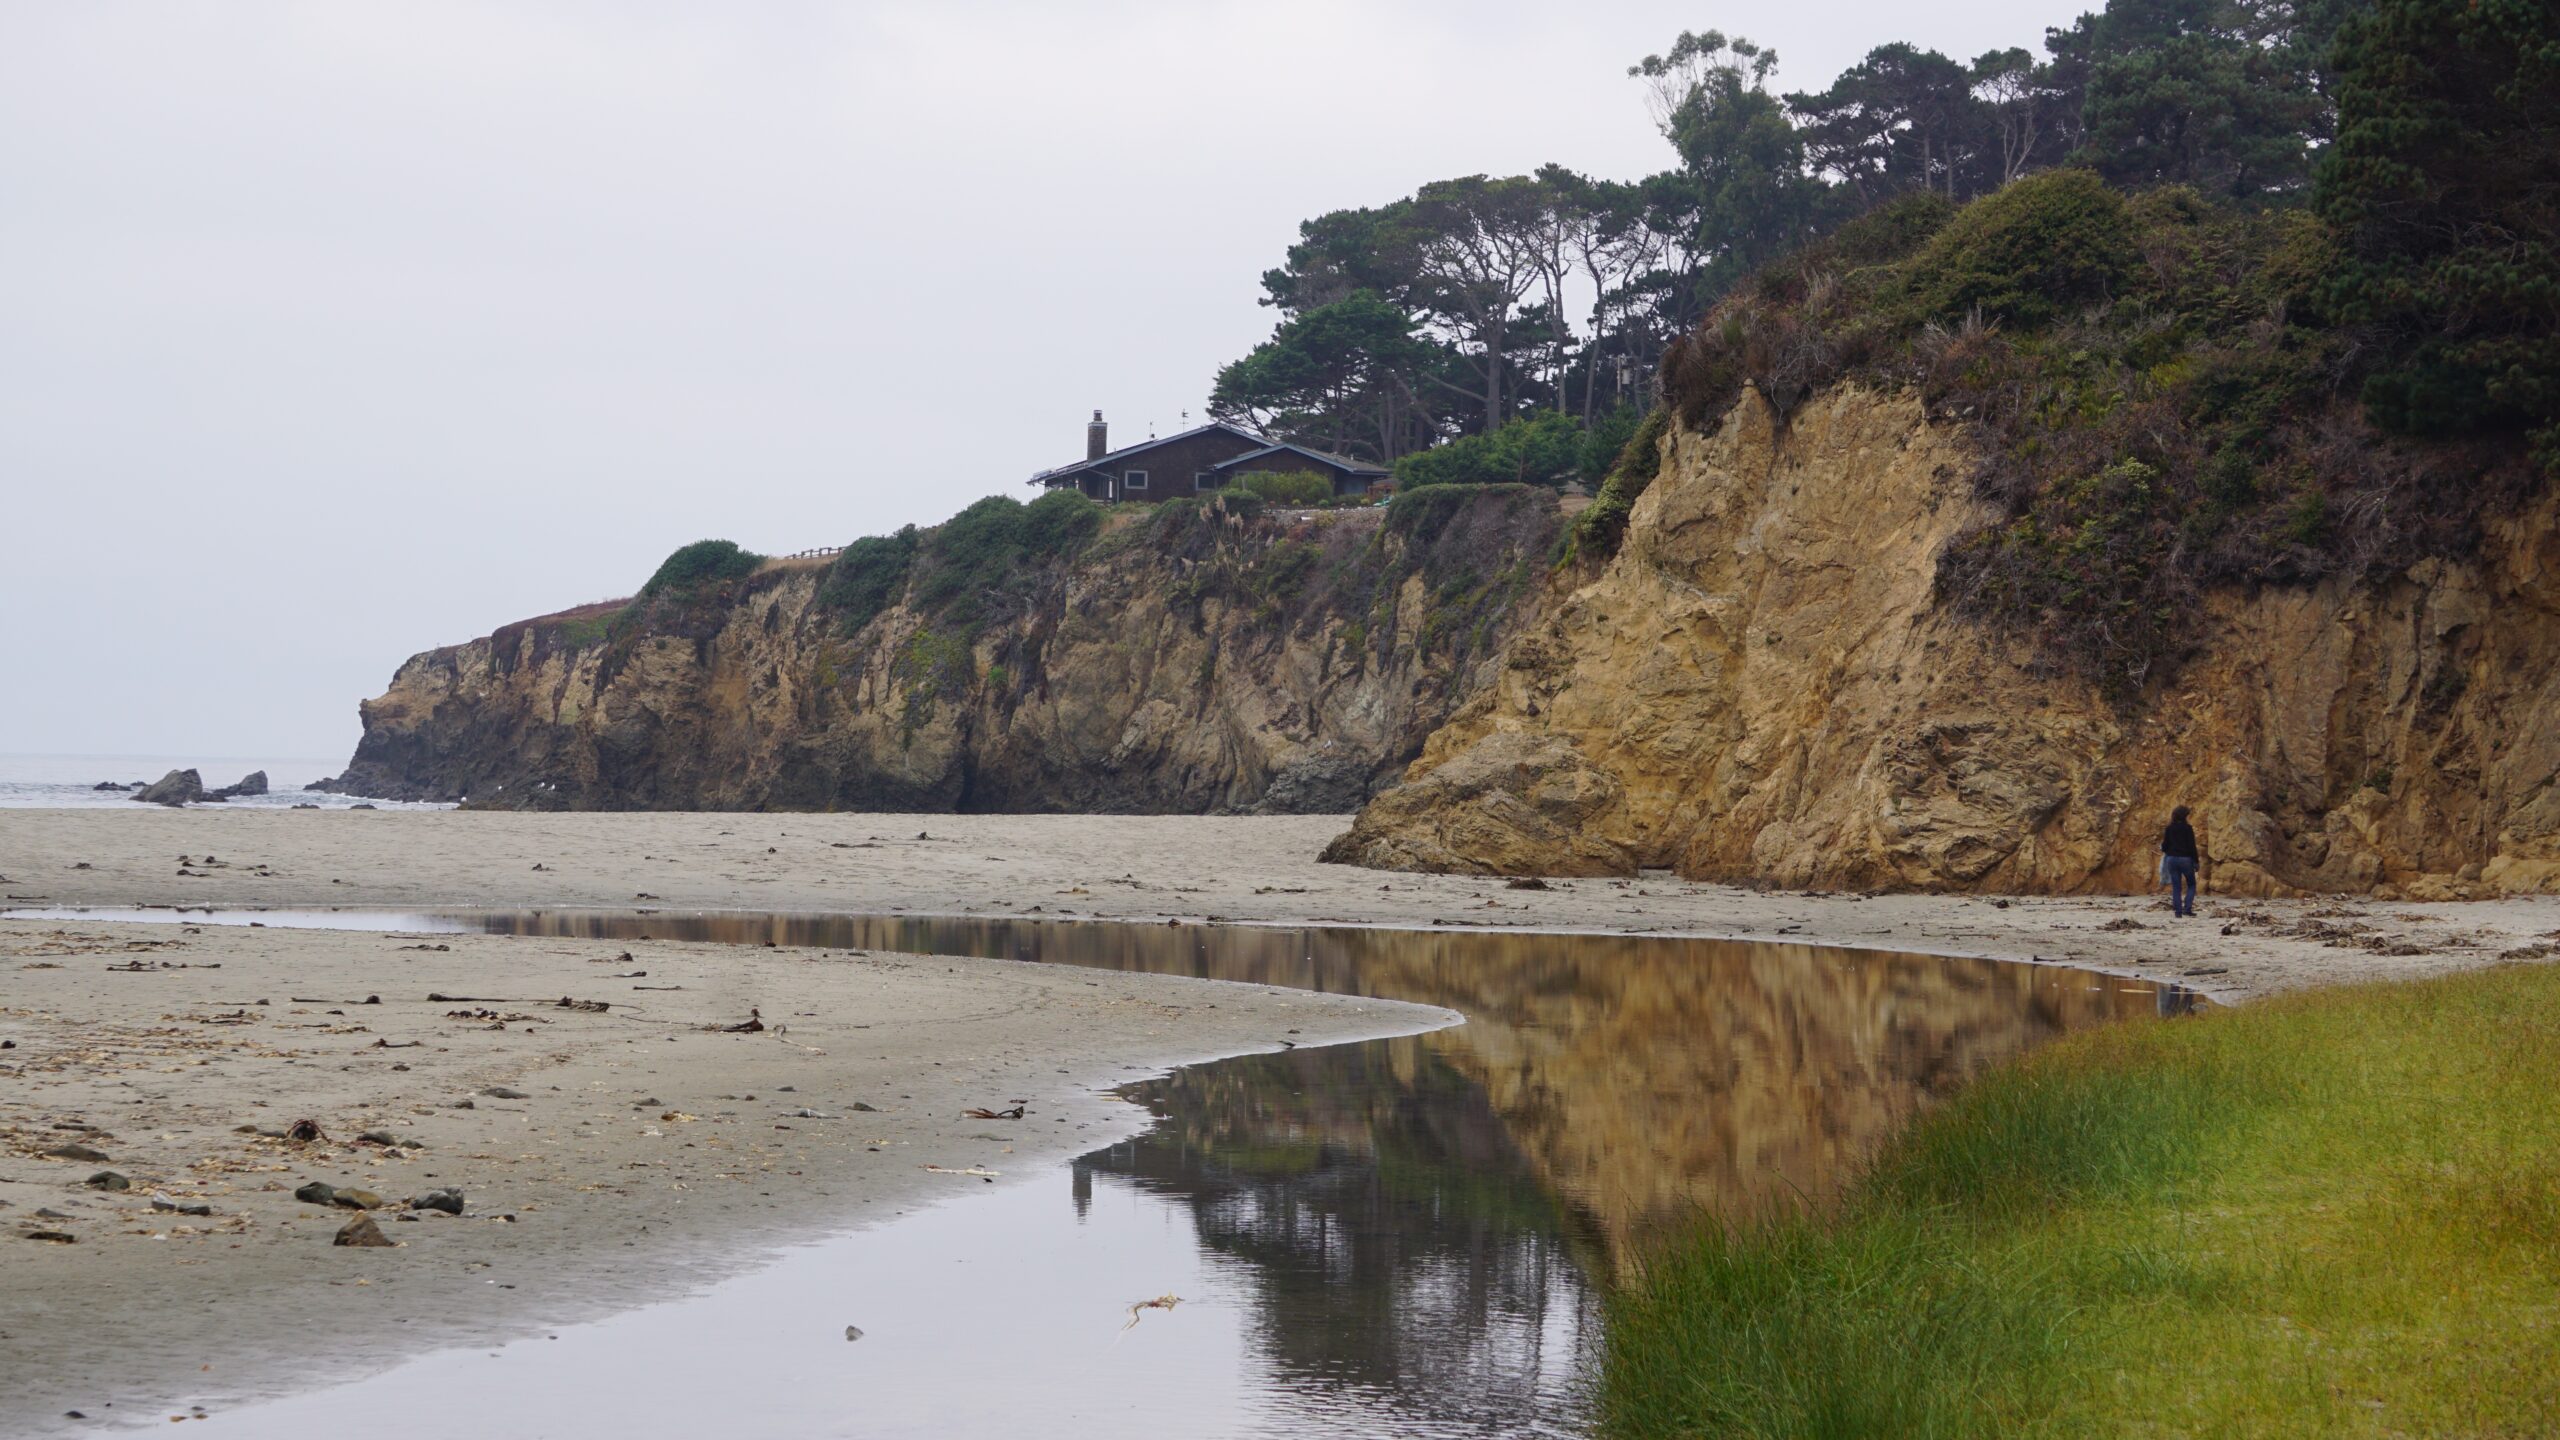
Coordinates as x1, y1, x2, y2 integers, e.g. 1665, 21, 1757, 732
641, 539, 763, 600
889, 625, 975, 741
891, 490, 1107, 630
1895, 169, 2133, 328
1566, 407, 1672, 565
819, 526, 919, 635
815, 491, 1104, 636
1394, 412, 1585, 490
909, 496, 1027, 617
1020, 486, 1103, 554
1814, 188, 1955, 272
1575, 404, 1651, 486
1231, 469, 1333, 506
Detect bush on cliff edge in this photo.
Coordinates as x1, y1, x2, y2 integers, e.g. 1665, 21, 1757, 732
819, 526, 920, 636
817, 488, 1105, 636
641, 539, 763, 600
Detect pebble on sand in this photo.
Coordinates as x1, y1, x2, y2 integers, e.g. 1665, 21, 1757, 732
333, 1215, 394, 1248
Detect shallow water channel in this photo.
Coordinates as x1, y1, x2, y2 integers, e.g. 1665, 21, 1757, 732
15, 908, 2194, 1437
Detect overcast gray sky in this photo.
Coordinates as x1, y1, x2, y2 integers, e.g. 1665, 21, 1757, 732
1, 1, 2089, 760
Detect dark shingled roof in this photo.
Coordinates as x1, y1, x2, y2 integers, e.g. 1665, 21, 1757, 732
1025, 421, 1269, 486
1209, 441, 1391, 477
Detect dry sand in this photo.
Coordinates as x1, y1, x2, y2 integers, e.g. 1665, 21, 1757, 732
4, 806, 2558, 1431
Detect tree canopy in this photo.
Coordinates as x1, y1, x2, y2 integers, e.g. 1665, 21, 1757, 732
2316, 0, 2559, 462
1207, 0, 2367, 480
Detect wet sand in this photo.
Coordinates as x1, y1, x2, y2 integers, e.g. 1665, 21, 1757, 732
4, 807, 2557, 1430
0, 815, 1455, 1431
9, 807, 2557, 1000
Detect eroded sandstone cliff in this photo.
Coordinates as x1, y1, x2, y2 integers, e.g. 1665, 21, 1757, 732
1325, 386, 2560, 898
326, 491, 1560, 814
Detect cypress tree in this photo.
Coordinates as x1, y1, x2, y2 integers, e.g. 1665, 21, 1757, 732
2316, 0, 2560, 468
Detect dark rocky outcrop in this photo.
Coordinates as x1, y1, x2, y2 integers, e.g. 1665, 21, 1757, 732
207, 770, 268, 800
128, 770, 202, 806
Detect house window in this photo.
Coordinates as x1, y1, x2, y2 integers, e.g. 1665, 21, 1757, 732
1125, 469, 1149, 491
1195, 472, 1219, 491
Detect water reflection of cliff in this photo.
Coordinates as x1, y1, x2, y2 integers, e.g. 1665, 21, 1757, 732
466, 911, 2180, 1264
1078, 1042, 1599, 1434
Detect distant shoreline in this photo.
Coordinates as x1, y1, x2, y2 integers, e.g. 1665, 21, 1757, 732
0, 754, 447, 812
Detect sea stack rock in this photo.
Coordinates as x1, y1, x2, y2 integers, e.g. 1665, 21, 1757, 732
129, 769, 204, 806
207, 770, 269, 800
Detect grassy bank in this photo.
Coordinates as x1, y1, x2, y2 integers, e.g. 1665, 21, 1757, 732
1603, 963, 2560, 1438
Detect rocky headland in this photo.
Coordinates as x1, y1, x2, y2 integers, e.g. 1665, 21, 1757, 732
1324, 385, 2560, 899
319, 488, 1559, 814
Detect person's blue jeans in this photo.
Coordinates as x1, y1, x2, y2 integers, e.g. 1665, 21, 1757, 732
2164, 856, 2198, 916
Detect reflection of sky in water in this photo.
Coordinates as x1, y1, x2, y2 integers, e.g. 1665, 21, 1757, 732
19, 906, 2188, 1435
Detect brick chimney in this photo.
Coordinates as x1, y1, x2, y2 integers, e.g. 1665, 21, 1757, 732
1087, 410, 1108, 461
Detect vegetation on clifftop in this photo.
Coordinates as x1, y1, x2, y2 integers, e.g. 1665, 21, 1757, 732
815, 488, 1101, 637
1602, 961, 2560, 1437
1228, 469, 1335, 506
1626, 0, 2553, 698
2317, 0, 2559, 466
640, 538, 763, 600
1207, 0, 2363, 488
1135, 484, 1561, 676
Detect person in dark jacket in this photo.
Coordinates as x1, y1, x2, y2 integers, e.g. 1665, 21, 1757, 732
2160, 806, 2201, 917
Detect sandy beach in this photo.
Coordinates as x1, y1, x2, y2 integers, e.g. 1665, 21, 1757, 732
9, 807, 2558, 998
5, 806, 2558, 1430
0, 812, 1458, 1431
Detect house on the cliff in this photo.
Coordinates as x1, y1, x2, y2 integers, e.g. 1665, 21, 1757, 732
1027, 411, 1388, 501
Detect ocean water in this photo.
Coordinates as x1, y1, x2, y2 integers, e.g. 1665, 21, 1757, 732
0, 753, 450, 810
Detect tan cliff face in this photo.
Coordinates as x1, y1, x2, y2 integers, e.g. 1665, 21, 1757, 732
1326, 386, 2560, 899
329, 496, 1561, 815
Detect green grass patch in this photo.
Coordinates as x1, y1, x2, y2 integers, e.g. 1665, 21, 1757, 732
543, 606, 625, 652
1603, 963, 2560, 1438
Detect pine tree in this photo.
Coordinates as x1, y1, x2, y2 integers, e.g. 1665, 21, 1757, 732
2316, 0, 2560, 466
